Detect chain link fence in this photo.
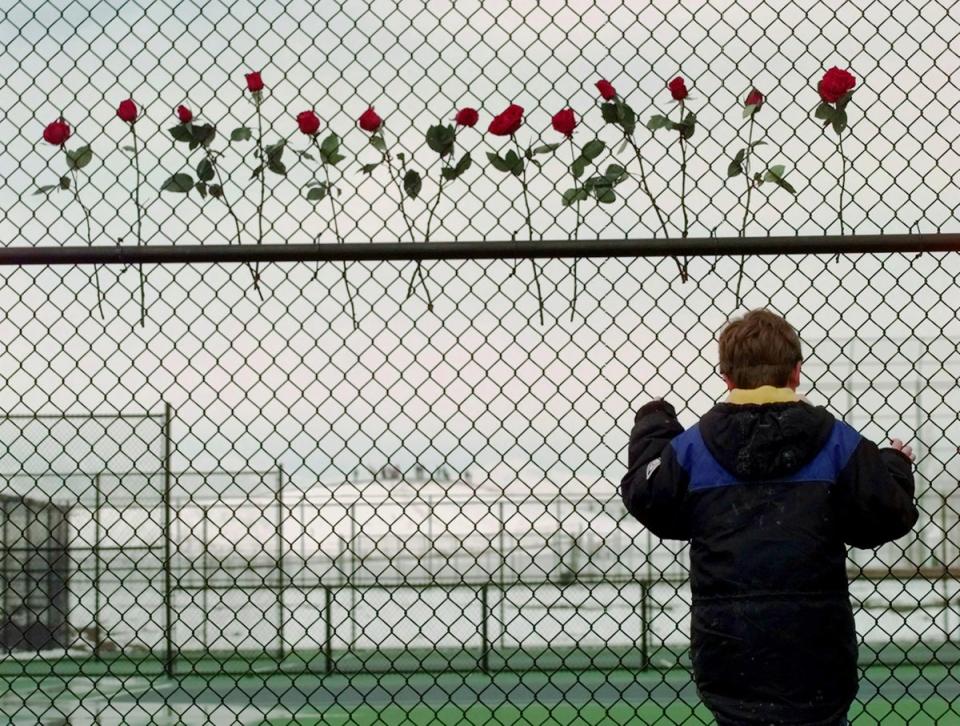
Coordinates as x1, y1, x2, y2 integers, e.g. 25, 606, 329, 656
2, 0, 960, 724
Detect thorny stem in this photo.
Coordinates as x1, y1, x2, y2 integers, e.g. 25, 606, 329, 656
515, 135, 544, 326
209, 150, 262, 300
254, 100, 265, 292
384, 129, 432, 311
630, 133, 684, 281
836, 131, 848, 261
677, 100, 690, 282
406, 153, 445, 302
316, 138, 358, 329
569, 137, 582, 322
131, 125, 145, 326
736, 115, 757, 308
70, 167, 104, 318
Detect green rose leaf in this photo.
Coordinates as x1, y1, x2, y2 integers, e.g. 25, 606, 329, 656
831, 109, 848, 135
65, 145, 93, 171
749, 140, 767, 149
169, 125, 193, 143
189, 123, 215, 150
122, 145, 136, 152
33, 185, 57, 195
426, 124, 456, 157
396, 152, 405, 162
561, 187, 589, 207
734, 148, 747, 164
604, 164, 628, 185
581, 139, 605, 161
593, 186, 616, 204
570, 157, 587, 179
267, 160, 287, 175
532, 143, 561, 155
327, 152, 346, 165
250, 164, 263, 179
306, 184, 328, 202
196, 181, 207, 198
646, 114, 672, 131
615, 100, 636, 135
161, 173, 194, 193
320, 133, 340, 156
600, 103, 619, 125
676, 112, 697, 140
297, 151, 316, 161
59, 175, 71, 190
403, 169, 422, 199
369, 134, 386, 152
441, 152, 472, 181
230, 127, 253, 142
360, 162, 380, 175
196, 158, 215, 182
774, 176, 797, 195
505, 149, 524, 176
265, 140, 286, 163
727, 160, 743, 178
486, 152, 511, 173
765, 164, 786, 179
814, 103, 834, 124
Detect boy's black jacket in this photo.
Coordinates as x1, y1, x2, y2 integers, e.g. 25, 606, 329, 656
620, 399, 917, 726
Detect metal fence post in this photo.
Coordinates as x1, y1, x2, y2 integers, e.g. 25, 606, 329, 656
93, 473, 102, 659
163, 401, 174, 678
202, 505, 209, 650
480, 584, 490, 674
324, 585, 333, 674
641, 582, 649, 670
276, 465, 285, 661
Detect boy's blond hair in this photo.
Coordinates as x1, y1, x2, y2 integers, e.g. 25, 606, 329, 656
718, 309, 802, 389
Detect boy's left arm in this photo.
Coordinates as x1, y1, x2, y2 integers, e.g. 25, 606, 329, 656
619, 400, 690, 540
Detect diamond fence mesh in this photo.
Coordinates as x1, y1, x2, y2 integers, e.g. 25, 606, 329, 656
1, 0, 960, 724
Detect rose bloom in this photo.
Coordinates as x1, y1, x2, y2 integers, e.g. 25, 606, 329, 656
745, 89, 764, 108
245, 72, 264, 92
668, 77, 688, 102
43, 119, 71, 146
595, 80, 616, 100
358, 107, 382, 132
551, 108, 576, 137
176, 105, 193, 124
297, 110, 321, 136
116, 99, 138, 123
488, 104, 524, 136
455, 107, 479, 127
818, 67, 856, 104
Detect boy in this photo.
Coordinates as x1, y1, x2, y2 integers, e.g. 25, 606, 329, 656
620, 309, 918, 726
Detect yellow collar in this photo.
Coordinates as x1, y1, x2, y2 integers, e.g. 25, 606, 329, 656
727, 386, 800, 404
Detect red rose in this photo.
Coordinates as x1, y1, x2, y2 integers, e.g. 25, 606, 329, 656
551, 108, 576, 137
818, 67, 856, 104
116, 99, 138, 123
455, 107, 479, 127
42, 119, 71, 146
245, 72, 264, 92
296, 110, 321, 136
668, 77, 689, 102
745, 89, 764, 108
488, 104, 524, 136
358, 107, 382, 133
176, 105, 193, 124
595, 80, 616, 100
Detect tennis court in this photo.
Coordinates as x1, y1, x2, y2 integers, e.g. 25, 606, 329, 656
3, 654, 957, 725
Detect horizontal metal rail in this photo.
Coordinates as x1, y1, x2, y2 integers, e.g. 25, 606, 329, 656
1, 233, 958, 265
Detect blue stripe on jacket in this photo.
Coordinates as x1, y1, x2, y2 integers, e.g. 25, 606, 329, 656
671, 420, 862, 491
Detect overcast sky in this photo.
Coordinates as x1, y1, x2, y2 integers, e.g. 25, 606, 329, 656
0, 0, 957, 513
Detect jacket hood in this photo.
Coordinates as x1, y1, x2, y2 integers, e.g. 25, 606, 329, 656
699, 401, 836, 481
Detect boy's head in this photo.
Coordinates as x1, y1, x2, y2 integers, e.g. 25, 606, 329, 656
718, 309, 802, 390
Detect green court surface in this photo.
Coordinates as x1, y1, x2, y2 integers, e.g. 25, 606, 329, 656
1, 659, 957, 726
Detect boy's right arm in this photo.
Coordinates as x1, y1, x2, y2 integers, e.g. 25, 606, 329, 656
619, 400, 690, 540
834, 435, 919, 549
